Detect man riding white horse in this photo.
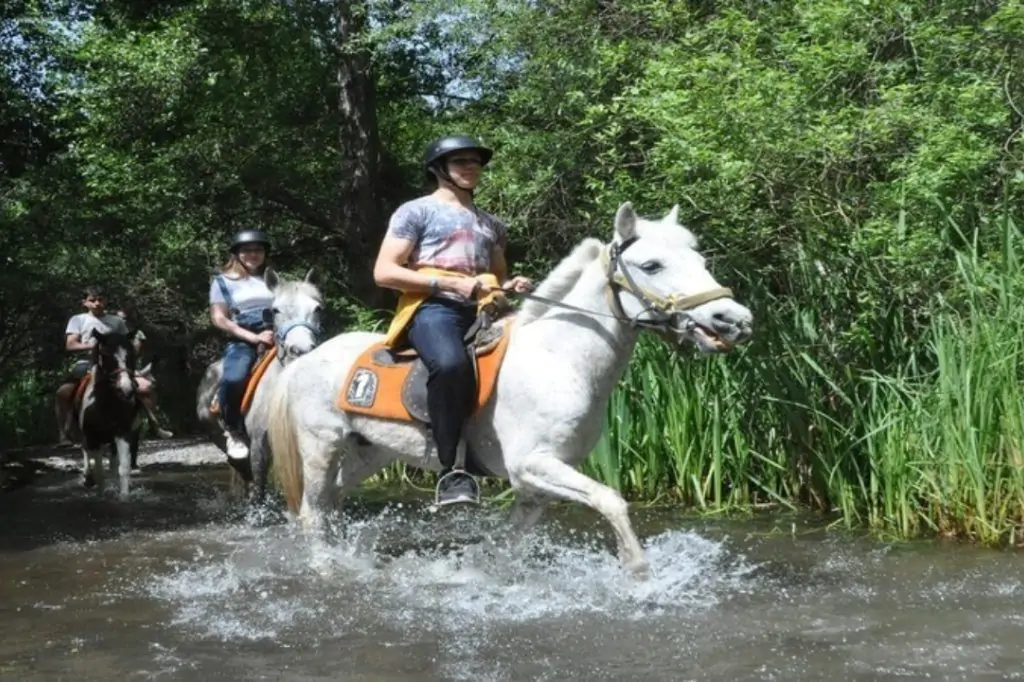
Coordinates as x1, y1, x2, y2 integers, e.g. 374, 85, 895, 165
372, 134, 533, 505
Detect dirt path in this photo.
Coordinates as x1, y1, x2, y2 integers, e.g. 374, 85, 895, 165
0, 437, 228, 492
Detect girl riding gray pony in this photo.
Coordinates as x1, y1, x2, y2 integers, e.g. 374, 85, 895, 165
209, 230, 276, 460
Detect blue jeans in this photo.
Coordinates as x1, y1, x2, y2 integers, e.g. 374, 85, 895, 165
405, 297, 478, 471
220, 340, 257, 432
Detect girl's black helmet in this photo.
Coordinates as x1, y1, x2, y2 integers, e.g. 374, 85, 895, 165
230, 229, 271, 255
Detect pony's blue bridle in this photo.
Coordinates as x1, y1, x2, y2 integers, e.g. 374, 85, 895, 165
274, 319, 322, 359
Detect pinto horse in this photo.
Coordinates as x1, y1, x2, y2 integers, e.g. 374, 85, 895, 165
77, 329, 143, 498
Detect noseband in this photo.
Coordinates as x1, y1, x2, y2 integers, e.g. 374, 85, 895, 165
274, 319, 322, 360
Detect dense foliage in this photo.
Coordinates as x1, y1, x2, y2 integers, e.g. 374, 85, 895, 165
3, 0, 1022, 543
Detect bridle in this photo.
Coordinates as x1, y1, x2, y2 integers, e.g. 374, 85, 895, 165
601, 236, 734, 333
92, 347, 137, 402
510, 237, 734, 335
272, 318, 322, 362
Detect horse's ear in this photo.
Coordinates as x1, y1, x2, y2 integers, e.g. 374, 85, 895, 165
264, 267, 280, 290
663, 204, 680, 225
92, 330, 107, 345
303, 267, 319, 286
614, 201, 637, 241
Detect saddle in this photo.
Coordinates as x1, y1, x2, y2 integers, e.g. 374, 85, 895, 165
72, 373, 94, 412
336, 309, 515, 425
209, 347, 277, 418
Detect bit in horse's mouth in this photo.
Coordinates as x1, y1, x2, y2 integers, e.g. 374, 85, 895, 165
684, 319, 731, 352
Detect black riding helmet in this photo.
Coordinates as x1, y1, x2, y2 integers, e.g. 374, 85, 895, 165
423, 134, 493, 189
230, 229, 272, 255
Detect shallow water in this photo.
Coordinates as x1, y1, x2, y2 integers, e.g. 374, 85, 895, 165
1, 452, 1023, 681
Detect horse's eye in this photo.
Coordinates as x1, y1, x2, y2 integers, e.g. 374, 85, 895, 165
271, 307, 280, 315
640, 260, 664, 274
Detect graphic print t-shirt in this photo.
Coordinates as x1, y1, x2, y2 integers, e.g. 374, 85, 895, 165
386, 195, 508, 296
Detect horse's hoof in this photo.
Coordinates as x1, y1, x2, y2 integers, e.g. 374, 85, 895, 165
624, 557, 651, 581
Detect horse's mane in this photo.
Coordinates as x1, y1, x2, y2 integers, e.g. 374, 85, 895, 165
515, 237, 604, 326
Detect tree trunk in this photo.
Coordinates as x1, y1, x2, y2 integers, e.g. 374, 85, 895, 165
336, 0, 389, 310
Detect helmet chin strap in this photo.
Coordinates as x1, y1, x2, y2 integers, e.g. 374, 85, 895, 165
431, 164, 475, 196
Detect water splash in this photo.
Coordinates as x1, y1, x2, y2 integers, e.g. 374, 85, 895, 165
138, 503, 759, 643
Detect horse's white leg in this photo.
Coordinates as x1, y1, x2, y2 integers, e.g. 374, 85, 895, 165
82, 446, 104, 494
297, 428, 341, 542
247, 428, 270, 506
297, 430, 390, 544
510, 453, 649, 577
507, 492, 550, 532
80, 447, 91, 487
114, 437, 132, 498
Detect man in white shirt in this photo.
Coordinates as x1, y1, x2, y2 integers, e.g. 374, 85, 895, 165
55, 285, 128, 445
54, 285, 172, 447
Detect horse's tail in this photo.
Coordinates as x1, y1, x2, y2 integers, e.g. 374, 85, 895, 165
267, 367, 304, 515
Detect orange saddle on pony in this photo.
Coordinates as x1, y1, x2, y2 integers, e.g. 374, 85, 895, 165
336, 316, 515, 425
72, 373, 94, 412
209, 347, 277, 417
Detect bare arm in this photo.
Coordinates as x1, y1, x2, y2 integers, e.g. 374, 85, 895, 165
373, 235, 468, 294
209, 303, 261, 344
65, 333, 93, 352
490, 245, 509, 285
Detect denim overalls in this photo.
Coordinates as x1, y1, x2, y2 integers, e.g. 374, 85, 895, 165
215, 275, 270, 433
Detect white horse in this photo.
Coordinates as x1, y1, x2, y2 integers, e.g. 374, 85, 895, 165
196, 268, 323, 505
267, 202, 753, 576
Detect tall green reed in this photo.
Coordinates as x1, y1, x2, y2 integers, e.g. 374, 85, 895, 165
595, 210, 1024, 545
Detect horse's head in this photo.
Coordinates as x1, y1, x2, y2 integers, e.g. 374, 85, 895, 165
91, 329, 138, 399
604, 202, 753, 353
263, 267, 324, 362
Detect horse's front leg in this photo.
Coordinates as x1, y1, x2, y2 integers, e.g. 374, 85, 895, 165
508, 451, 649, 578
113, 436, 132, 498
81, 445, 104, 493
507, 492, 550, 533
247, 428, 270, 507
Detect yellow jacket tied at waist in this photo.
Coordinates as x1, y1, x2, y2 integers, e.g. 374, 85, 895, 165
382, 268, 507, 348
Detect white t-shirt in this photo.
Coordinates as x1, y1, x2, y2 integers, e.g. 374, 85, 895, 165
208, 274, 274, 313
65, 313, 130, 357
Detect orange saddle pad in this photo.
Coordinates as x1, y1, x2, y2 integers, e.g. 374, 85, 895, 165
336, 316, 515, 424
73, 373, 93, 410
209, 347, 277, 417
